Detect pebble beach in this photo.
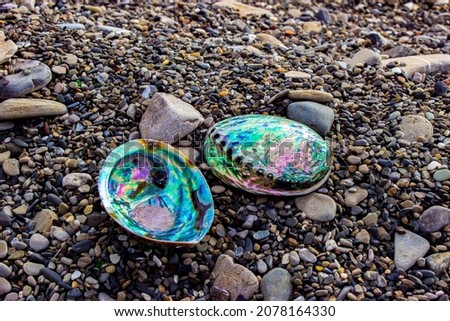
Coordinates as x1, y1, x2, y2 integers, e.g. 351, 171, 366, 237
0, 0, 450, 302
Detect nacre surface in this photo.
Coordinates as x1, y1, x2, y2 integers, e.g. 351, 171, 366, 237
204, 115, 332, 196
98, 139, 214, 245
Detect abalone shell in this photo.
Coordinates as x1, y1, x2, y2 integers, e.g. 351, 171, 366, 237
204, 115, 332, 196
98, 139, 214, 245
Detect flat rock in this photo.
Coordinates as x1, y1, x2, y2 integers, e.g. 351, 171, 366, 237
383, 45, 418, 58
347, 48, 381, 68
303, 21, 322, 33
433, 169, 450, 182
0, 122, 14, 131
98, 25, 132, 35
287, 90, 333, 103
0, 99, 67, 121
299, 248, 317, 263
256, 33, 287, 49
419, 206, 450, 233
0, 39, 17, 64
0, 277, 11, 296
50, 226, 70, 242
213, 1, 273, 18
399, 115, 433, 143
62, 173, 92, 189
30, 233, 50, 252
2, 158, 20, 176
394, 230, 430, 271
23, 262, 45, 276
32, 209, 57, 233
57, 23, 85, 30
0, 263, 12, 278
139, 93, 204, 143
0, 60, 52, 99
425, 252, 450, 275
0, 151, 11, 163
260, 268, 292, 301
212, 254, 259, 300
294, 193, 336, 222
0, 212, 11, 227
287, 101, 334, 136
0, 240, 7, 259
284, 71, 311, 79
230, 45, 268, 58
381, 54, 450, 79
344, 186, 368, 207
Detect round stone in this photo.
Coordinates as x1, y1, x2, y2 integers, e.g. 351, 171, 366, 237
30, 234, 50, 252
399, 115, 433, 143
394, 230, 430, 271
0, 277, 12, 296
287, 101, 334, 137
344, 186, 368, 207
260, 268, 293, 301
433, 169, 450, 182
294, 193, 336, 222
298, 248, 317, 263
2, 158, 20, 176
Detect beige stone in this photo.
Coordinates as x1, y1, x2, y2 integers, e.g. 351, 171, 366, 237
284, 71, 311, 80
213, 1, 273, 18
287, 89, 333, 103
256, 33, 287, 49
212, 255, 259, 300
0, 99, 67, 121
382, 54, 450, 78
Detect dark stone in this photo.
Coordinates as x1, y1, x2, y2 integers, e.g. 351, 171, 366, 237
71, 240, 93, 254
86, 213, 108, 227
434, 81, 448, 96
316, 8, 331, 25
419, 206, 450, 233
47, 193, 62, 205
0, 212, 11, 227
67, 288, 83, 299
287, 101, 334, 137
41, 268, 63, 284
383, 45, 418, 58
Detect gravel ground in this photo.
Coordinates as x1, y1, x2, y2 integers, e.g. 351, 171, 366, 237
0, 0, 449, 301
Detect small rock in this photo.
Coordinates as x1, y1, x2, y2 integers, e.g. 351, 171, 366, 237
433, 169, 450, 182
98, 25, 132, 35
316, 8, 331, 25
30, 234, 50, 252
284, 71, 311, 80
362, 213, 378, 226
399, 115, 433, 143
287, 90, 333, 103
41, 268, 63, 284
394, 230, 430, 271
32, 209, 57, 233
419, 206, 450, 233
355, 229, 370, 244
0, 212, 11, 227
51, 65, 66, 75
0, 60, 52, 99
294, 193, 336, 222
298, 248, 317, 263
347, 48, 381, 68
0, 263, 12, 278
212, 255, 259, 300
139, 93, 204, 143
211, 185, 226, 194
303, 21, 322, 33
425, 252, 450, 275
110, 254, 121, 264
62, 173, 92, 189
2, 158, 20, 176
383, 45, 418, 59
71, 240, 93, 254
256, 33, 287, 49
434, 81, 448, 96
57, 23, 85, 30
0, 277, 12, 296
86, 5, 104, 14
287, 101, 334, 136
260, 268, 292, 301
213, 1, 273, 18
344, 186, 368, 207
381, 54, 450, 79
289, 251, 300, 266
50, 226, 70, 242
0, 240, 7, 259
0, 39, 17, 64
0, 99, 67, 121
23, 262, 45, 276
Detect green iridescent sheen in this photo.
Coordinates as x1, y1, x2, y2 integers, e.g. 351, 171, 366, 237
98, 139, 214, 245
204, 115, 332, 196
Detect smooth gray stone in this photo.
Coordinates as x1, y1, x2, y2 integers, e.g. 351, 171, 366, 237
287, 101, 334, 137
261, 268, 293, 301
0, 60, 52, 99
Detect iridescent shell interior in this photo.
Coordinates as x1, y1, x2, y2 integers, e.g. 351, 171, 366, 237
98, 139, 214, 245
204, 115, 333, 196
